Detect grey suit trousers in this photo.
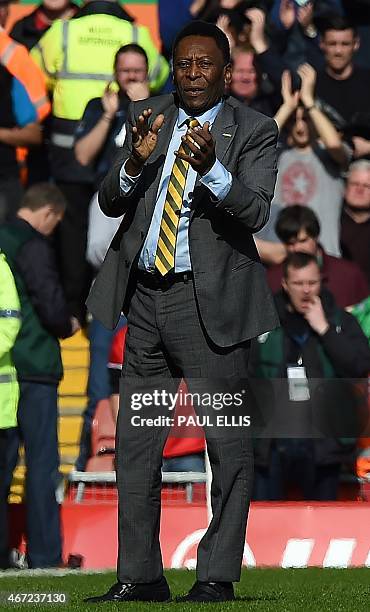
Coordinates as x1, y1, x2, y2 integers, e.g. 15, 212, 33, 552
116, 276, 253, 583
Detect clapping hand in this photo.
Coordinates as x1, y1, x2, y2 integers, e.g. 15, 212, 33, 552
279, 0, 296, 30
247, 8, 268, 54
297, 63, 316, 108
281, 70, 300, 112
297, 1, 314, 30
176, 121, 216, 176
102, 82, 119, 120
127, 108, 164, 173
352, 136, 370, 159
216, 14, 235, 51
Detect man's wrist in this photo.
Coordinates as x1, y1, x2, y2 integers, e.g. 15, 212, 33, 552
198, 157, 216, 177
302, 100, 315, 111
252, 39, 268, 55
126, 155, 144, 177
102, 113, 114, 122
200, 158, 232, 202
279, 103, 296, 120
317, 322, 330, 336
120, 160, 142, 193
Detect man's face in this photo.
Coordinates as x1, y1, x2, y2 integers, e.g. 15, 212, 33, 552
345, 169, 370, 209
0, 3, 9, 28
231, 51, 258, 100
173, 35, 231, 115
320, 29, 359, 74
285, 229, 318, 255
282, 262, 321, 314
43, 0, 70, 12
115, 51, 148, 93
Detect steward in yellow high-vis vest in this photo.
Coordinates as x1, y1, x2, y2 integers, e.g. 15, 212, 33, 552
31, 0, 169, 182
0, 251, 21, 430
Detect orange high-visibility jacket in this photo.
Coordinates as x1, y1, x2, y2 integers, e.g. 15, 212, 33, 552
0, 31, 50, 121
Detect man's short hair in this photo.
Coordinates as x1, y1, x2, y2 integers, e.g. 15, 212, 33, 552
114, 44, 148, 69
172, 20, 231, 65
276, 205, 321, 244
347, 159, 370, 177
283, 252, 319, 278
320, 13, 357, 37
231, 43, 256, 63
20, 183, 66, 214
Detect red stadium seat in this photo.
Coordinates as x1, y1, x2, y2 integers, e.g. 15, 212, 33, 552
85, 398, 115, 472
85, 387, 206, 473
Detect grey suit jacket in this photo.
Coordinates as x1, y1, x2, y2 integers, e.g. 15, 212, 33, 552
87, 94, 280, 347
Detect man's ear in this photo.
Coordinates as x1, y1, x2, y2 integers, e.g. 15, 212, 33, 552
354, 36, 360, 53
224, 63, 232, 88
282, 277, 288, 293
44, 204, 54, 218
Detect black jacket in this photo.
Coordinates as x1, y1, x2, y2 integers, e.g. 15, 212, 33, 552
0, 218, 72, 383
250, 289, 370, 466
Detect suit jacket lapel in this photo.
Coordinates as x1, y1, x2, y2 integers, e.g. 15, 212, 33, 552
212, 100, 237, 164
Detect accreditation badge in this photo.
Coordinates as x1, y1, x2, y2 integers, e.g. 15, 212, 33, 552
287, 365, 310, 402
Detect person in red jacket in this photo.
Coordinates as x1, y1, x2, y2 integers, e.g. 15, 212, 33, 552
9, 0, 78, 50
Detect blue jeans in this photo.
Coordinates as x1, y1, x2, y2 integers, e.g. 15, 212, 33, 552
75, 316, 125, 471
162, 452, 205, 472
5, 382, 62, 568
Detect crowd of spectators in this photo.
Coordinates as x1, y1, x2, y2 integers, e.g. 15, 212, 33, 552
0, 0, 370, 566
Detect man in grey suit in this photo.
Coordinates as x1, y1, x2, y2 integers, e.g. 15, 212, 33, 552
86, 21, 278, 603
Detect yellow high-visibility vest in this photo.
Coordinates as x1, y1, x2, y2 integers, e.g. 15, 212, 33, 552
0, 252, 21, 429
31, 15, 169, 121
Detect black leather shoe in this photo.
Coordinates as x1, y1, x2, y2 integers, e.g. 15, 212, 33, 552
84, 576, 171, 603
176, 581, 235, 602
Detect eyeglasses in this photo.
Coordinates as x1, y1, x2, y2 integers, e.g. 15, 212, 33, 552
347, 181, 370, 190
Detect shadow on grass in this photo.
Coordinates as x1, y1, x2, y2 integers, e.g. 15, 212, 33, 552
235, 594, 282, 602
170, 594, 282, 605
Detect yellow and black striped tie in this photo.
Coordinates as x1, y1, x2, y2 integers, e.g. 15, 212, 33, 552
154, 118, 199, 276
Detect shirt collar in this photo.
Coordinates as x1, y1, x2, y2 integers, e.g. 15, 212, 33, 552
177, 100, 223, 129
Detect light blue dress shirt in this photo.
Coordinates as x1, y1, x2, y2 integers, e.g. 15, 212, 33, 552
119, 101, 232, 272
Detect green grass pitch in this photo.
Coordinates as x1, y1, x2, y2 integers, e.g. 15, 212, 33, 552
0, 568, 369, 611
